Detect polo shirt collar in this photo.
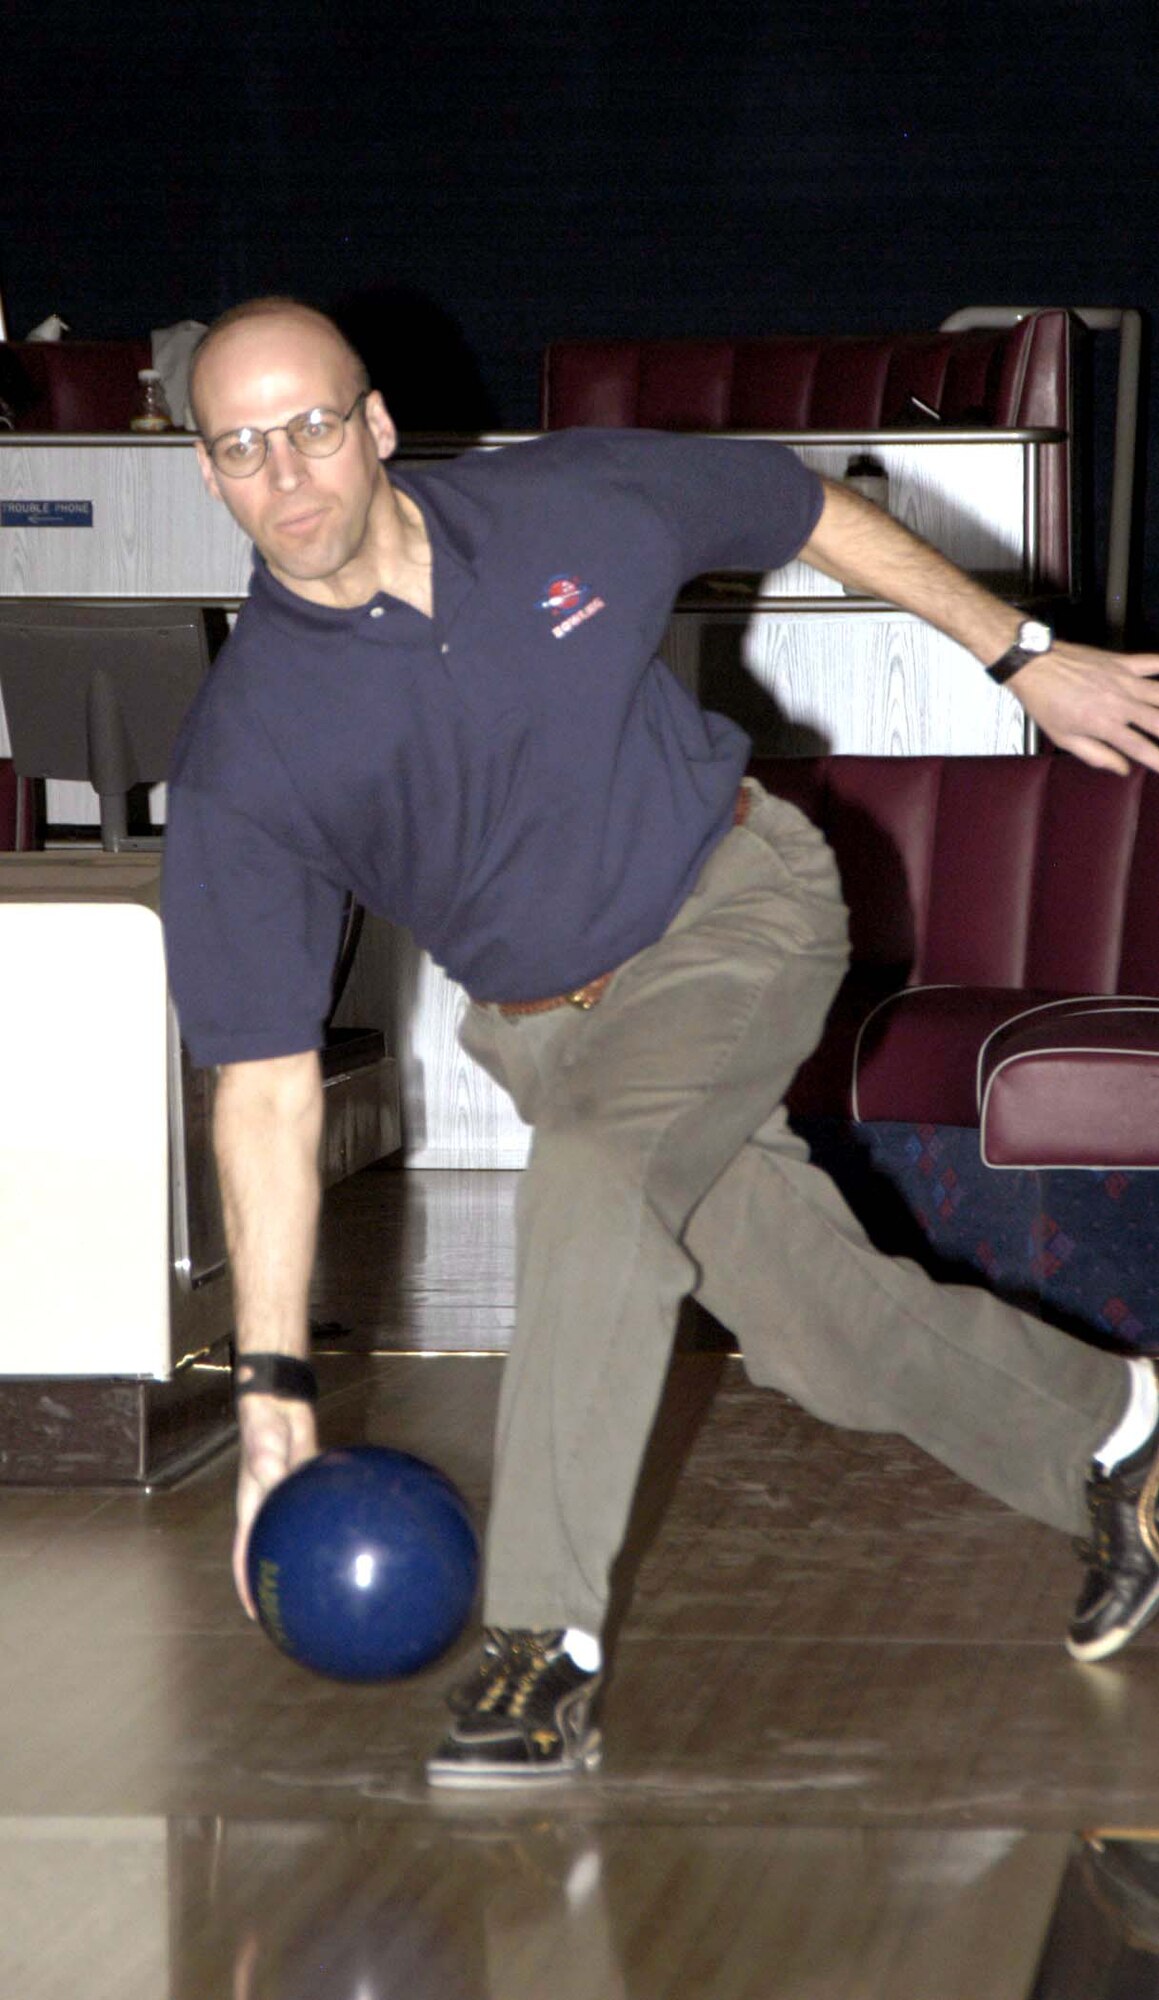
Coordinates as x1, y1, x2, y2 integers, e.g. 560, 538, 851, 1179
244, 461, 489, 636
392, 463, 492, 632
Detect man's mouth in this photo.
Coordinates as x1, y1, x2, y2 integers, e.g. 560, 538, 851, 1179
274, 505, 329, 537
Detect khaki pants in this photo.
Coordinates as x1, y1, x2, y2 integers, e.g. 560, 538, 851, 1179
460, 782, 1127, 1637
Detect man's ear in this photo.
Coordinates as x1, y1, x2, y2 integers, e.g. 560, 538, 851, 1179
195, 439, 226, 504
364, 390, 397, 464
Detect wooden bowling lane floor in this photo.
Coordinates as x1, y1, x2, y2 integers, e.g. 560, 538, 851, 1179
6, 1167, 1159, 1995
0, 1814, 1078, 2000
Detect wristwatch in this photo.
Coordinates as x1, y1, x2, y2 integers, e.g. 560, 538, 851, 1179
986, 618, 1054, 685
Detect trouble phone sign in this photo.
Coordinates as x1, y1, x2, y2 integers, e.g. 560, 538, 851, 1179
0, 500, 94, 527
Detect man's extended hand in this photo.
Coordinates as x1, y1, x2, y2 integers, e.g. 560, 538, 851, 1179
233, 1391, 319, 1616
1004, 641, 1159, 777
802, 479, 1159, 776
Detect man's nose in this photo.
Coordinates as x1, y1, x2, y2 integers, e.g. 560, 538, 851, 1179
265, 432, 306, 490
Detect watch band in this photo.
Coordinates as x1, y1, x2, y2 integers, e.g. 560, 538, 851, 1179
234, 1351, 319, 1405
986, 646, 1037, 686
986, 619, 1054, 686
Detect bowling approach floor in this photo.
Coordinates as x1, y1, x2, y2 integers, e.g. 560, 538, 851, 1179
6, 1168, 1159, 1998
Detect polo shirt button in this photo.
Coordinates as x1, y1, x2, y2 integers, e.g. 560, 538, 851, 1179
441, 642, 450, 654
369, 606, 385, 619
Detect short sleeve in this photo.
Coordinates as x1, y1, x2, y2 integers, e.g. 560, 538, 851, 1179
162, 780, 348, 1068
595, 431, 825, 580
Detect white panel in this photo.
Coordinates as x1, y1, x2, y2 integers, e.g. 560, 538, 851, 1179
332, 913, 530, 1170
0, 437, 251, 600
663, 609, 1027, 757
775, 439, 1031, 593
0, 432, 1030, 603
0, 903, 170, 1374
19, 779, 167, 832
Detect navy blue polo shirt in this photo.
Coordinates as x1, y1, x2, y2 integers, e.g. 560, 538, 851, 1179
163, 429, 823, 1066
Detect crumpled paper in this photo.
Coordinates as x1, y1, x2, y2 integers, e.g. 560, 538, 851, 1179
24, 314, 70, 342
151, 319, 208, 431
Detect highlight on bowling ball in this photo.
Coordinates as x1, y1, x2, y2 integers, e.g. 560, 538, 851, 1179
246, 1445, 479, 1682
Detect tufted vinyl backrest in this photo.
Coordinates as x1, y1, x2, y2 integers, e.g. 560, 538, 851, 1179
750, 753, 1159, 999
542, 313, 1073, 593
542, 314, 1071, 433
1, 340, 152, 432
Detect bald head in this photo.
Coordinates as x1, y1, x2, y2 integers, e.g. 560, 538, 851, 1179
189, 297, 370, 437
189, 297, 404, 607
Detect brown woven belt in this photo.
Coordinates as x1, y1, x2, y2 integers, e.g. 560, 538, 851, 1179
494, 783, 753, 1019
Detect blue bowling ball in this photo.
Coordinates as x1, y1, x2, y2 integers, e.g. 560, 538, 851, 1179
246, 1446, 479, 1681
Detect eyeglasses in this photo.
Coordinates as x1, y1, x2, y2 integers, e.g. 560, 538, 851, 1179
205, 390, 369, 478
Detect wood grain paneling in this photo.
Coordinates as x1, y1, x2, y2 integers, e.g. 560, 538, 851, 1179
332, 914, 531, 1169
0, 432, 1033, 608
0, 437, 252, 602
662, 606, 1027, 757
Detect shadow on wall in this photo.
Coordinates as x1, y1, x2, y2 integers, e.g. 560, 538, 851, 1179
329, 287, 499, 435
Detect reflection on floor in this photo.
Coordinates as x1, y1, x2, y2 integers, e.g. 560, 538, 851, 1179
5, 1166, 1159, 1998
1033, 1837, 1159, 1997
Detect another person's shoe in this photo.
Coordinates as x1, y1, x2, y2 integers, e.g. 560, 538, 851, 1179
1067, 1431, 1159, 1662
426, 1628, 602, 1787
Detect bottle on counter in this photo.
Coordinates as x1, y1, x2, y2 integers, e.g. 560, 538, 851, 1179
842, 452, 889, 512
130, 369, 173, 433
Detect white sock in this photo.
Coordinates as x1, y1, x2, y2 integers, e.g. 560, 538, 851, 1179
1095, 1358, 1159, 1471
562, 1627, 602, 1673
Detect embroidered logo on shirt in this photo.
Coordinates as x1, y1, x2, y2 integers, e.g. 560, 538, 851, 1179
539, 575, 607, 640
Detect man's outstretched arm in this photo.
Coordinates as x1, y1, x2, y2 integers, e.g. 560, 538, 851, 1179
213, 1050, 324, 1614
801, 476, 1159, 776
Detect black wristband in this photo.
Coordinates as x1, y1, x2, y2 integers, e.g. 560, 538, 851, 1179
234, 1352, 319, 1405
985, 647, 1036, 686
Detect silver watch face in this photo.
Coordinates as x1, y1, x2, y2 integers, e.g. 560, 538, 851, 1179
1019, 619, 1053, 654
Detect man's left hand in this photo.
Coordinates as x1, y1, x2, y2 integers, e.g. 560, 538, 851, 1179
1007, 642, 1159, 776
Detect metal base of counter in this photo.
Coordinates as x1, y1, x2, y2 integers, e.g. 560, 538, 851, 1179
0, 1341, 237, 1487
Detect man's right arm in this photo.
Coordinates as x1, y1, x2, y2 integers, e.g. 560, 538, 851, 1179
213, 1050, 324, 1614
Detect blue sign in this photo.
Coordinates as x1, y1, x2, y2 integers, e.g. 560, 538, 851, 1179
1, 500, 94, 528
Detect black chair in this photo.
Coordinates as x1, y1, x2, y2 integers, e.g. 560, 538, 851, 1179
0, 600, 374, 1017
0, 601, 216, 851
